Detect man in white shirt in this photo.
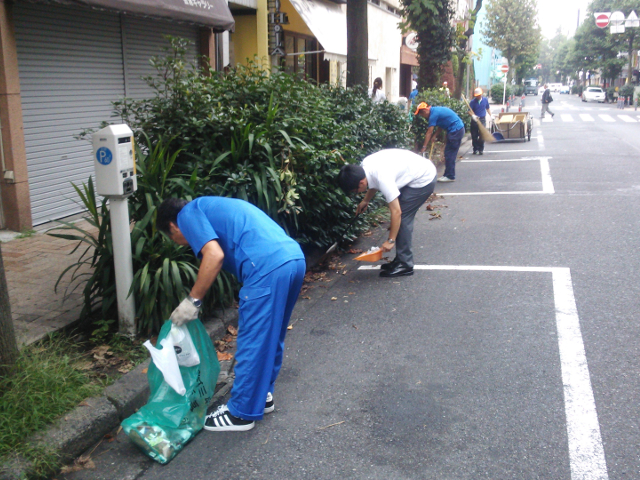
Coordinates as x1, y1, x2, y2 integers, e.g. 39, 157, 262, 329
337, 149, 437, 277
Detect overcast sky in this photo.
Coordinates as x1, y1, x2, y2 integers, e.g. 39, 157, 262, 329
536, 0, 592, 39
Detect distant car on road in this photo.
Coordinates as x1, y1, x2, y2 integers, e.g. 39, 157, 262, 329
560, 85, 570, 94
582, 87, 606, 103
549, 83, 562, 93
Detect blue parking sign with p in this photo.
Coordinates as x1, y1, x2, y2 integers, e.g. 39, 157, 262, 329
96, 147, 112, 165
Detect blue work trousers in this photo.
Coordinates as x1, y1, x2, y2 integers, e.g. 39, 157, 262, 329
443, 127, 465, 180
227, 258, 306, 421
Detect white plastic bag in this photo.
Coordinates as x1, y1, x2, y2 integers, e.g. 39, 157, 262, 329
170, 325, 200, 367
144, 336, 186, 396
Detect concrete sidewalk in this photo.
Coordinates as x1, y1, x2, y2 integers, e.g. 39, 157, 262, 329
1, 219, 95, 347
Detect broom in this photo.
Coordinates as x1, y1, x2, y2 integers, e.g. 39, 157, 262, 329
461, 94, 496, 144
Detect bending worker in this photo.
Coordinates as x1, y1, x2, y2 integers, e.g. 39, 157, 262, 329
469, 88, 491, 155
415, 102, 465, 182
157, 197, 306, 432
337, 148, 437, 278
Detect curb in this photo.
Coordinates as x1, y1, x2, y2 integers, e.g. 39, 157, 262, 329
0, 308, 239, 480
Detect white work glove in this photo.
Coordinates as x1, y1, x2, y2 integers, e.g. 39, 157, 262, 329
170, 297, 200, 327
472, 114, 479, 122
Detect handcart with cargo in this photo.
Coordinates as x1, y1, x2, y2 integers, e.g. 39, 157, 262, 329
490, 111, 533, 142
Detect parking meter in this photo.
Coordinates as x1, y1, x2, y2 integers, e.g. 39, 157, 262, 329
92, 124, 137, 197
92, 124, 137, 335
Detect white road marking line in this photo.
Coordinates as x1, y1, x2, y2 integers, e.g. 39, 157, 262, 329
483, 150, 537, 153
356, 264, 609, 479
540, 158, 555, 193
618, 115, 636, 123
579, 114, 595, 122
461, 156, 551, 162
561, 114, 574, 122
542, 117, 554, 122
552, 268, 609, 480
538, 133, 545, 151
598, 114, 615, 123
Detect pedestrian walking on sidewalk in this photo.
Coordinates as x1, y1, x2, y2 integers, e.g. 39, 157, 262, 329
469, 88, 491, 155
369, 77, 386, 104
337, 148, 437, 278
541, 84, 555, 119
157, 197, 306, 432
415, 102, 465, 182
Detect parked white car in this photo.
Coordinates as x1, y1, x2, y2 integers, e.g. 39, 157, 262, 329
582, 87, 606, 103
560, 85, 570, 94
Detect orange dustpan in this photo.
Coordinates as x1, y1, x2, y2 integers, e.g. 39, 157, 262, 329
354, 247, 382, 262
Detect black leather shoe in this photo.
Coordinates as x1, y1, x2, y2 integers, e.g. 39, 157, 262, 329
380, 259, 400, 271
379, 262, 413, 277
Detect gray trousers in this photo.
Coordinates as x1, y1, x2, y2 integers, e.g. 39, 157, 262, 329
395, 176, 437, 267
541, 103, 554, 117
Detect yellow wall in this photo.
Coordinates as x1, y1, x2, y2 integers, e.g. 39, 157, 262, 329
233, 15, 259, 66
233, 0, 313, 68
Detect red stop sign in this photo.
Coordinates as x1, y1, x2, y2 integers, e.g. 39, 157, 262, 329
595, 14, 610, 28
501, 64, 509, 73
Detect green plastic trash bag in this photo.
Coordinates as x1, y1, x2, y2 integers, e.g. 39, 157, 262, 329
121, 319, 220, 464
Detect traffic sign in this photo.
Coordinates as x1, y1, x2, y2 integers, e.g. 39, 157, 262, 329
501, 64, 509, 73
595, 12, 610, 28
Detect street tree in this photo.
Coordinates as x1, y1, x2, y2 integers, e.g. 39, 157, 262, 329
0, 243, 18, 378
452, 0, 484, 98
346, 0, 369, 87
606, 0, 640, 83
399, 0, 454, 89
481, 0, 541, 82
568, 2, 624, 85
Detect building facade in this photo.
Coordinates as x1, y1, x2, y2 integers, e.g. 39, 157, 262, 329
0, 0, 410, 231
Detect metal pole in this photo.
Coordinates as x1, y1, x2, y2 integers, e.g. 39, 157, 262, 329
109, 197, 136, 336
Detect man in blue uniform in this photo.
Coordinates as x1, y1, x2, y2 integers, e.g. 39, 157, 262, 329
415, 102, 465, 182
157, 197, 306, 432
468, 88, 492, 155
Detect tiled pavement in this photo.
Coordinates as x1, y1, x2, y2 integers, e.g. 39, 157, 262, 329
1, 220, 96, 347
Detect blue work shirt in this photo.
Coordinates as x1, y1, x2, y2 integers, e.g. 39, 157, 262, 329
428, 106, 464, 133
469, 96, 490, 118
177, 197, 304, 281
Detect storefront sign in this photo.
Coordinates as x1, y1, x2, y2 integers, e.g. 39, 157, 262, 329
268, 0, 289, 56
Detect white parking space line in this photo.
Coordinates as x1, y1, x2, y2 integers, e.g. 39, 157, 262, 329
448, 157, 554, 196
618, 115, 637, 123
561, 114, 574, 122
357, 264, 609, 480
579, 114, 595, 122
598, 114, 615, 122
483, 150, 537, 153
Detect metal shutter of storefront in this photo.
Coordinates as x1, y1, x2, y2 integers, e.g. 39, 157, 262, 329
122, 16, 201, 99
14, 4, 201, 225
14, 3, 126, 225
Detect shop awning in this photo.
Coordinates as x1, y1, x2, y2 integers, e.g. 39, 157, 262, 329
288, 0, 374, 64
45, 0, 235, 32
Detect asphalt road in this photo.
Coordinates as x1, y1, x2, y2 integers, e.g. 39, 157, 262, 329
63, 93, 640, 480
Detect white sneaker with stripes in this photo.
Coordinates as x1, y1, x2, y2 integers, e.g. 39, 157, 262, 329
264, 392, 275, 414
204, 405, 255, 432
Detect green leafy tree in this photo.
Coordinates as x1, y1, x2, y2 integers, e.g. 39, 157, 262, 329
567, 0, 640, 86
400, 0, 455, 88
481, 0, 542, 82
452, 0, 484, 98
